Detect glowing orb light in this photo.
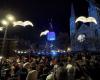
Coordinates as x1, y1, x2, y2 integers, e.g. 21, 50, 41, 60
0, 27, 3, 31
6, 14, 15, 21
51, 50, 57, 56
1, 20, 9, 26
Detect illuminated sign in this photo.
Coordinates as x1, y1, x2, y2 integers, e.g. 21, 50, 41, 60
47, 32, 56, 41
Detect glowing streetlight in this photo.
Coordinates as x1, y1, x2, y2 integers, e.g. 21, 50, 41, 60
0, 27, 3, 31
1, 14, 15, 56
1, 14, 34, 56
1, 20, 9, 26
6, 14, 15, 22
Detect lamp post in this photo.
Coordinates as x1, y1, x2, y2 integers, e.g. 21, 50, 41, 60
1, 14, 15, 56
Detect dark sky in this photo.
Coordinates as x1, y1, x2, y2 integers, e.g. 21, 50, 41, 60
0, 0, 100, 42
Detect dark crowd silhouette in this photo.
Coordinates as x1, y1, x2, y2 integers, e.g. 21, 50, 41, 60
0, 52, 100, 80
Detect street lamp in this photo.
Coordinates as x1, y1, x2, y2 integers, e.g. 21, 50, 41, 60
0, 27, 3, 31
0, 14, 33, 56
1, 20, 9, 26
1, 14, 15, 56
6, 14, 15, 22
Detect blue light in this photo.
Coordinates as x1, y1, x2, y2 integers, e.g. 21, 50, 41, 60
38, 52, 41, 54
47, 32, 56, 41
51, 50, 57, 56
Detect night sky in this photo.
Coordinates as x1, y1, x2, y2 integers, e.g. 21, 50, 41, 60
0, 0, 100, 43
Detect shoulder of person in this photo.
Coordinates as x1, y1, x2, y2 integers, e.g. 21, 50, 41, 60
29, 70, 37, 74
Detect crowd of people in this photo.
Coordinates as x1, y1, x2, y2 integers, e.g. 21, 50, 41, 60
0, 52, 100, 80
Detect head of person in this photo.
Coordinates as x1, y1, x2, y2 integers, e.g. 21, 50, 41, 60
23, 62, 30, 70
55, 67, 68, 80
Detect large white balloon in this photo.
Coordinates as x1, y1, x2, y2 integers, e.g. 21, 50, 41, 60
88, 17, 97, 24
75, 16, 87, 23
23, 21, 34, 27
75, 16, 97, 24
13, 21, 34, 27
13, 21, 23, 27
40, 30, 49, 37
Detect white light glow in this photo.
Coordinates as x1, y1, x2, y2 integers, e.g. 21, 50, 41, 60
1, 20, 9, 26
0, 56, 3, 59
24, 51, 27, 54
0, 27, 3, 31
18, 51, 21, 54
66, 64, 72, 69
40, 30, 49, 37
6, 14, 15, 21
75, 16, 97, 24
77, 34, 85, 42
67, 47, 71, 52
13, 21, 33, 27
23, 21, 34, 27
21, 51, 23, 54
13, 21, 23, 26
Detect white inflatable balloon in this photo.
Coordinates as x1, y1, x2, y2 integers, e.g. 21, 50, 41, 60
40, 30, 49, 37
13, 21, 34, 27
75, 16, 87, 23
23, 21, 34, 27
75, 16, 97, 24
13, 21, 23, 26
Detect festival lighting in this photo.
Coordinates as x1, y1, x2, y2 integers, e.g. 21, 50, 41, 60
57, 49, 60, 52
24, 51, 27, 54
67, 47, 71, 52
51, 50, 57, 56
75, 16, 97, 24
6, 14, 15, 22
13, 21, 34, 27
47, 32, 56, 41
1, 14, 16, 55
38, 52, 41, 55
1, 20, 9, 26
21, 51, 24, 54
18, 51, 21, 54
13, 21, 23, 26
23, 21, 34, 27
40, 30, 49, 37
0, 27, 3, 31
